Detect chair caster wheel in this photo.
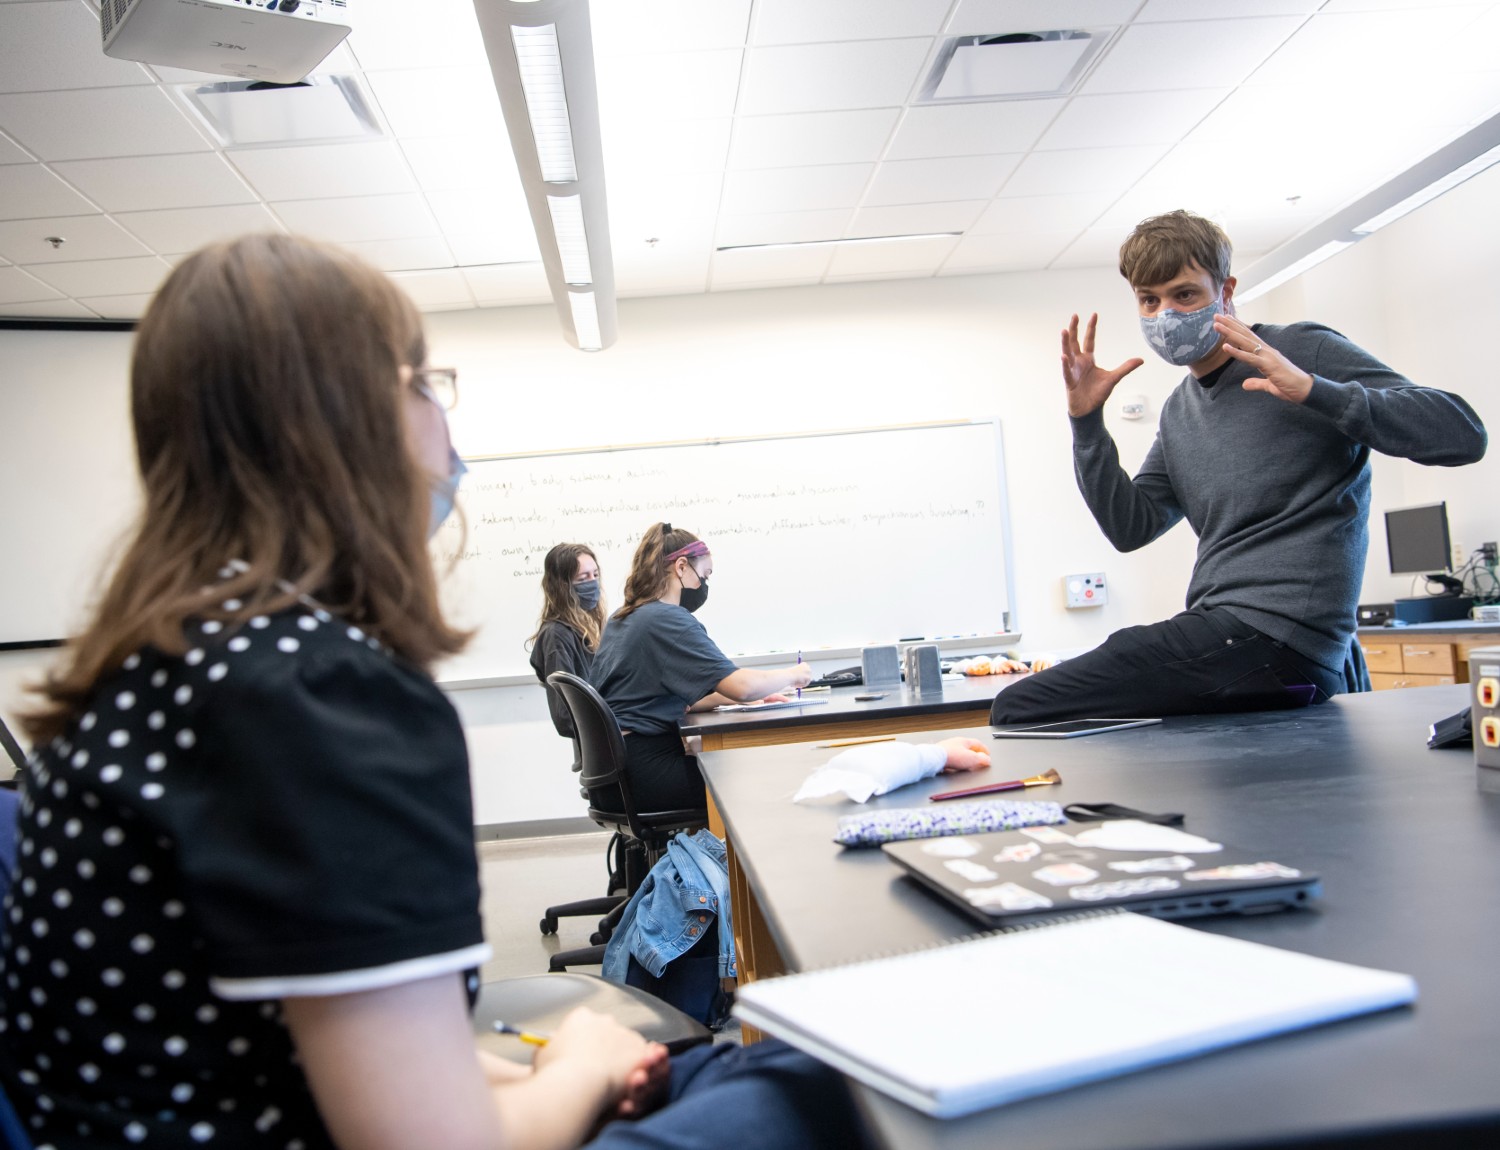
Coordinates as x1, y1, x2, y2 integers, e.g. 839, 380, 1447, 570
540, 916, 558, 935
590, 932, 606, 946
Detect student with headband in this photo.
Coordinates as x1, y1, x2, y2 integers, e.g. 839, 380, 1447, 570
528, 543, 606, 739
589, 523, 814, 813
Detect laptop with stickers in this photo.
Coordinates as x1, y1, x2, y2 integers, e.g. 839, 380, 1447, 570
882, 820, 1320, 925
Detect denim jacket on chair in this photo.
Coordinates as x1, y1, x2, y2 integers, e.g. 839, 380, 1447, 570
601, 829, 735, 982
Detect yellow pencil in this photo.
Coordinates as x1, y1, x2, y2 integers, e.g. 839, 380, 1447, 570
493, 1021, 550, 1046
818, 735, 898, 748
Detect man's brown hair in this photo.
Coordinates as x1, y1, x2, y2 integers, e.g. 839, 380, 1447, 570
1118, 209, 1232, 289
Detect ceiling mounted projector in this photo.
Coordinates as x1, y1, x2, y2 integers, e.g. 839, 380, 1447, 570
101, 0, 352, 85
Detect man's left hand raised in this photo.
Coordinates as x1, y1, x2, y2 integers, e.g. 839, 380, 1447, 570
1214, 314, 1314, 404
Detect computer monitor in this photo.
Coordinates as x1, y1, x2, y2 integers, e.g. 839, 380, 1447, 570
1386, 502, 1452, 575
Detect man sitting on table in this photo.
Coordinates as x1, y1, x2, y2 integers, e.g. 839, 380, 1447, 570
992, 209, 1486, 725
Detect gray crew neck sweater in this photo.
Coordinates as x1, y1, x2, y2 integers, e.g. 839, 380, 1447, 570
1071, 321, 1486, 672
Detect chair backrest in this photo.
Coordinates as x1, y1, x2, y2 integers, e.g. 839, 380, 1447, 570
0, 715, 26, 776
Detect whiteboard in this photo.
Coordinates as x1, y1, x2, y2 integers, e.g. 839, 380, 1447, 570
431, 421, 1016, 683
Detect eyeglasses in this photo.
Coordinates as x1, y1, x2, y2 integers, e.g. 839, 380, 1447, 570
412, 366, 459, 411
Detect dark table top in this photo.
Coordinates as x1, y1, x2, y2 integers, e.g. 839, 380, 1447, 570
679, 674, 1013, 737
700, 685, 1500, 1150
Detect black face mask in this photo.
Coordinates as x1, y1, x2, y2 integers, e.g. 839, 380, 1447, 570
679, 566, 709, 614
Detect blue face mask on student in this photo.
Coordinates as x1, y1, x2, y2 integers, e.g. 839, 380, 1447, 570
574, 579, 600, 610
1139, 296, 1224, 366
428, 449, 467, 539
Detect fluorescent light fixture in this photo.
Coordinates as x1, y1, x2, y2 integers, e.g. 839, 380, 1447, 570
718, 232, 962, 253
1237, 110, 1500, 303
568, 290, 602, 351
1236, 241, 1353, 304
1352, 143, 1500, 235
476, 0, 617, 352
546, 194, 593, 284
510, 23, 577, 183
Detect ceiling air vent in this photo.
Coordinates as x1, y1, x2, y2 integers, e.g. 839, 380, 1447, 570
916, 29, 1118, 103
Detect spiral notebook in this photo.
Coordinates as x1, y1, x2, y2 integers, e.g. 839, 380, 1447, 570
732, 911, 1416, 1118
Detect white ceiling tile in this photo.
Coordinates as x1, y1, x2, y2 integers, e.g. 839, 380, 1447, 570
363, 68, 506, 138
1318, 0, 1484, 11
1001, 144, 1170, 199
825, 235, 958, 276
850, 201, 987, 236
0, 297, 95, 318
1049, 224, 1132, 269
425, 188, 531, 238
114, 203, 283, 255
728, 109, 899, 170
886, 100, 1065, 160
26, 255, 171, 297
0, 0, 154, 93
716, 209, 852, 247
418, 299, 477, 313
272, 194, 438, 244
591, 0, 753, 55
619, 281, 708, 299
335, 236, 456, 273
607, 171, 724, 226
613, 220, 714, 292
862, 154, 1020, 207
594, 50, 745, 122
824, 268, 937, 284
0, 264, 62, 303
711, 244, 834, 286
1039, 90, 1231, 150
0, 214, 150, 263
76, 293, 155, 319
753, 0, 953, 45
1083, 19, 1305, 93
0, 87, 211, 161
50, 153, 256, 212
602, 117, 734, 175
938, 230, 1078, 272
947, 0, 1142, 35
738, 40, 932, 115
973, 192, 1116, 236
1137, 0, 1321, 18
399, 137, 523, 194
390, 268, 474, 308
0, 132, 32, 164
228, 141, 416, 201
446, 230, 543, 267
0, 164, 99, 219
462, 262, 550, 304
345, 0, 488, 70
720, 164, 873, 215
1249, 8, 1488, 88
711, 275, 827, 293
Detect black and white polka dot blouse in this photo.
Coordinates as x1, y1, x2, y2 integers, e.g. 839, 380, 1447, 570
0, 600, 488, 1149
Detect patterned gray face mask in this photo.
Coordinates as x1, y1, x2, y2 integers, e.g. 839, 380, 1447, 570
1139, 296, 1223, 366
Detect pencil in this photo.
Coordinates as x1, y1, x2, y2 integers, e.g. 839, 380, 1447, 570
818, 735, 898, 748
492, 1021, 550, 1046
928, 768, 1062, 802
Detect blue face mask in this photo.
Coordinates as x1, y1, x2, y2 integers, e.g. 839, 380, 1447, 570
427, 448, 467, 539
1139, 295, 1224, 367
574, 579, 600, 611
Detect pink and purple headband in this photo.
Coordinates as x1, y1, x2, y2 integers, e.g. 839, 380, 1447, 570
662, 525, 710, 564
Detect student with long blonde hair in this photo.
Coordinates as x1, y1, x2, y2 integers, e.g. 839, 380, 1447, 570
528, 543, 606, 738
0, 235, 866, 1150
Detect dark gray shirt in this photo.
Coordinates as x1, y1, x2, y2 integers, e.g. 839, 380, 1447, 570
1072, 321, 1487, 671
529, 620, 594, 738
589, 600, 738, 735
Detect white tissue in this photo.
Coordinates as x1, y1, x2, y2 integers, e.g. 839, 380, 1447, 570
792, 743, 947, 803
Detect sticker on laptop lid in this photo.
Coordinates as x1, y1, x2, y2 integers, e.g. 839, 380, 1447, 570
1184, 862, 1301, 882
1032, 863, 1099, 887
993, 841, 1041, 864
944, 859, 999, 883
964, 882, 1054, 911
1071, 820, 1223, 853
1108, 855, 1195, 874
1020, 826, 1074, 845
1070, 876, 1180, 901
920, 837, 979, 858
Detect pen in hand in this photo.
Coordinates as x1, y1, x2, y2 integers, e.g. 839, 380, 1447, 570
493, 1020, 550, 1046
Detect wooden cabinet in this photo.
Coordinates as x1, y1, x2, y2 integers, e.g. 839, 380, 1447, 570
1356, 628, 1500, 691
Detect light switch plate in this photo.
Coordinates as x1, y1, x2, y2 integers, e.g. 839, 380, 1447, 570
1064, 572, 1107, 609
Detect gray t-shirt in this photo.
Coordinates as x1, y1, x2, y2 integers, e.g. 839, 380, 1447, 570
1072, 321, 1487, 671
589, 600, 739, 735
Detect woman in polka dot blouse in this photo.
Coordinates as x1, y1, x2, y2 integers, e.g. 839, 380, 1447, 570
0, 236, 865, 1150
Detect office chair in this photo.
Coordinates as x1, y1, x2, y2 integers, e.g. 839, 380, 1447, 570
544, 672, 708, 973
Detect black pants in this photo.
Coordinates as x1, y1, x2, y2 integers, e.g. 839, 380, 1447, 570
990, 608, 1348, 726
622, 731, 706, 814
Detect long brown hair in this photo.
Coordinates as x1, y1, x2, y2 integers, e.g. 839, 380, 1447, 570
613, 523, 703, 621
528, 543, 605, 650
24, 233, 469, 743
